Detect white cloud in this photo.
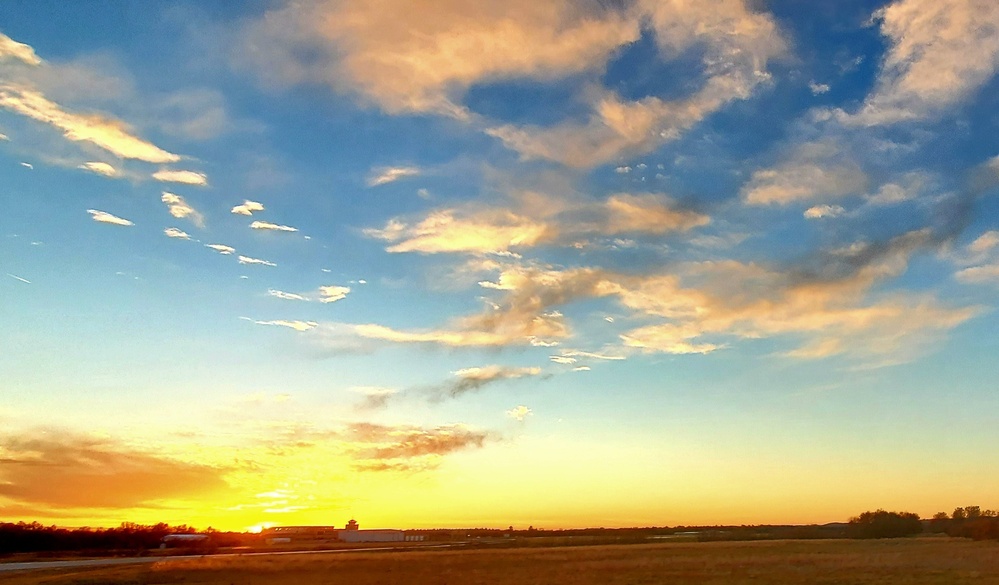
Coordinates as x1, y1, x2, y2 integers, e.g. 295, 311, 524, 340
506, 405, 532, 421
78, 161, 117, 177
20, 162, 32, 169
153, 169, 208, 186
968, 231, 999, 255
845, 0, 999, 125
0, 32, 42, 66
251, 319, 317, 332
955, 264, 999, 284
250, 220, 298, 232
87, 209, 133, 226
6, 273, 31, 284
161, 192, 204, 227
742, 142, 868, 205
231, 200, 265, 216
808, 81, 830, 95
367, 166, 420, 187
0, 85, 180, 163
319, 285, 350, 303
268, 289, 309, 301
0, 132, 8, 140
804, 204, 846, 219
238, 255, 276, 266
164, 227, 190, 239
206, 243, 235, 255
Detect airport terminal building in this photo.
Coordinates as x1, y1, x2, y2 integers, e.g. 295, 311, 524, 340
262, 520, 421, 544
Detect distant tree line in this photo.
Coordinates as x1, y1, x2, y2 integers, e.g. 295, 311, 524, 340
846, 506, 999, 541
927, 506, 999, 540
0, 522, 254, 555
847, 510, 922, 539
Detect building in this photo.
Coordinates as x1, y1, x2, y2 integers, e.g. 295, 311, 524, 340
261, 520, 423, 544
337, 519, 405, 543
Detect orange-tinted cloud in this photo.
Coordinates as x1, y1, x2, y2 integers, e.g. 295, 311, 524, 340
0, 433, 229, 509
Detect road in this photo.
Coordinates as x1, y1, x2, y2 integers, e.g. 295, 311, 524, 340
0, 543, 458, 573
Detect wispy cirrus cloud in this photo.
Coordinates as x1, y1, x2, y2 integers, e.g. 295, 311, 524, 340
250, 220, 298, 232
231, 200, 265, 216
153, 169, 208, 186
164, 227, 191, 239
268, 289, 308, 301
205, 243, 236, 255
0, 85, 180, 163
247, 318, 317, 331
238, 255, 276, 266
367, 166, 420, 186
87, 209, 133, 226
161, 192, 204, 227
742, 141, 868, 206
432, 365, 543, 401
346, 422, 497, 472
78, 161, 117, 177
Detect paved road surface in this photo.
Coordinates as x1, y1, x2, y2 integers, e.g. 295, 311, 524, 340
0, 544, 457, 573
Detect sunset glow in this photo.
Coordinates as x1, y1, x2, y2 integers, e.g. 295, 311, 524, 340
2, 1, 999, 532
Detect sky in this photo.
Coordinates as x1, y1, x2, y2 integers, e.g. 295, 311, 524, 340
1, 0, 999, 532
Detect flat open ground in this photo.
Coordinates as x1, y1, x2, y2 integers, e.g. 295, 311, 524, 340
4, 538, 999, 585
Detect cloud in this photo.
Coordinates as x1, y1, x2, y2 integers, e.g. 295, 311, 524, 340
968, 231, 999, 255
0, 32, 42, 66
6, 273, 31, 284
231, 200, 265, 216
351, 387, 398, 411
78, 161, 117, 177
153, 169, 208, 186
250, 319, 317, 331
367, 166, 420, 187
506, 405, 532, 421
319, 285, 350, 303
268, 289, 308, 301
242, 0, 640, 115
250, 220, 298, 232
238, 255, 276, 266
804, 204, 845, 219
844, 0, 999, 125
602, 193, 709, 235
809, 81, 830, 95
0, 85, 180, 163
0, 132, 8, 140
346, 423, 496, 470
365, 193, 706, 255
87, 209, 133, 226
164, 227, 191, 239
20, 162, 32, 169
206, 243, 236, 255
241, 0, 785, 167
365, 210, 550, 255
432, 365, 543, 400
742, 142, 868, 205
0, 432, 228, 509
161, 192, 204, 227
955, 264, 999, 284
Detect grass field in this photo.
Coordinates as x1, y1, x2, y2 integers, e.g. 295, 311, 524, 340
4, 537, 999, 584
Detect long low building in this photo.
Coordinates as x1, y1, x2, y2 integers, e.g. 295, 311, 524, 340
262, 520, 422, 544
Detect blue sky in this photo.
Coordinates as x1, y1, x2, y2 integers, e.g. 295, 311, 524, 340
2, 0, 999, 530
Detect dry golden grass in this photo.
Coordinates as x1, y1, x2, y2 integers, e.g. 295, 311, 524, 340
5, 537, 999, 585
